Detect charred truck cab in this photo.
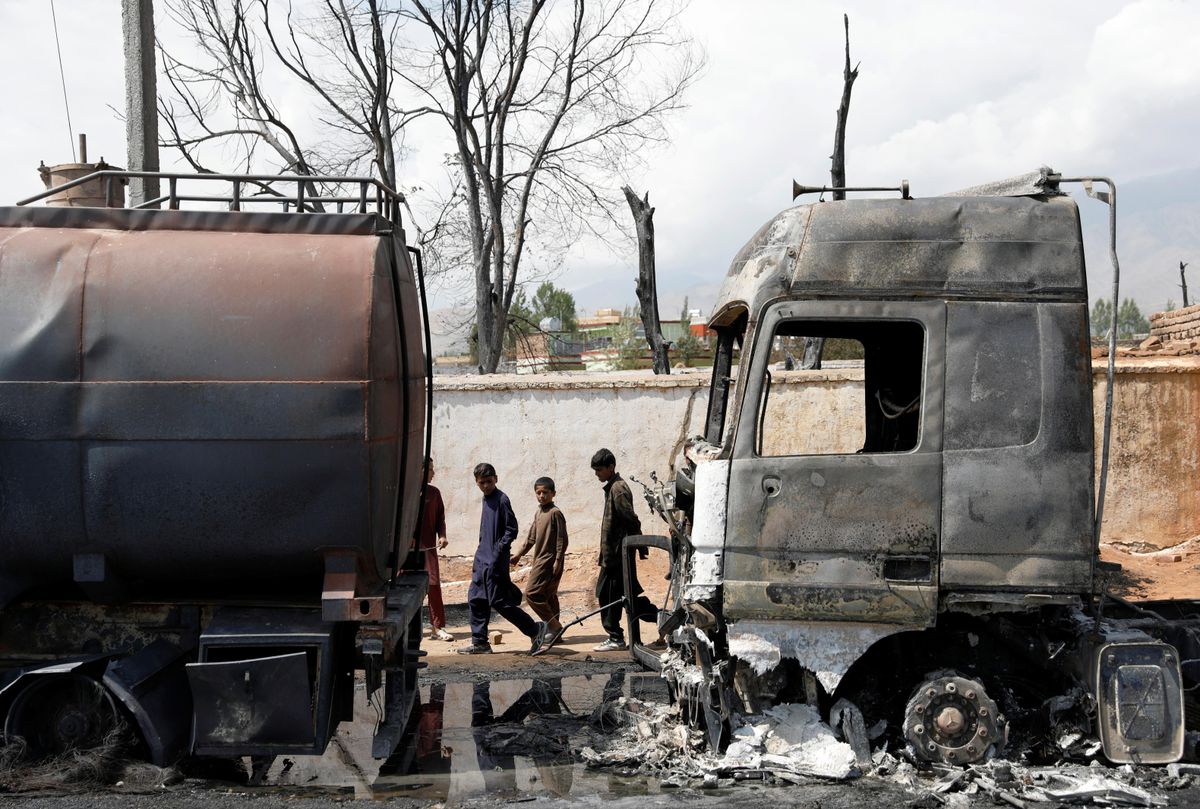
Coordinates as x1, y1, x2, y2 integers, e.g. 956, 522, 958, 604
624, 169, 1197, 766
0, 172, 431, 767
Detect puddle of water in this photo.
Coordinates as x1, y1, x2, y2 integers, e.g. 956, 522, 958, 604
237, 672, 671, 802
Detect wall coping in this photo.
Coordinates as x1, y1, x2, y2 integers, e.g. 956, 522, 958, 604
433, 358, 1200, 391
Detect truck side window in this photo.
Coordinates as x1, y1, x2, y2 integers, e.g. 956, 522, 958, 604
756, 319, 925, 456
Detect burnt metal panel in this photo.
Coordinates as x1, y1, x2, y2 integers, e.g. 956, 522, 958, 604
940, 302, 1095, 592
710, 195, 1085, 327
103, 640, 192, 766
723, 299, 945, 626
188, 607, 339, 756
188, 652, 317, 752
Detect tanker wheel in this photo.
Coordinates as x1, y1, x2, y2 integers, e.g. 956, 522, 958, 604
4, 674, 121, 760
903, 672, 1007, 766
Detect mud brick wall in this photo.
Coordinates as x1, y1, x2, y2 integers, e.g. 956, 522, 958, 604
1150, 304, 1200, 341
430, 360, 1200, 584
1092, 358, 1200, 550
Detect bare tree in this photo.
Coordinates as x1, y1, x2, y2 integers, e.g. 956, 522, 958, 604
803, 13, 859, 371
158, 0, 426, 206
829, 13, 859, 202
397, 1, 701, 373
623, 185, 670, 374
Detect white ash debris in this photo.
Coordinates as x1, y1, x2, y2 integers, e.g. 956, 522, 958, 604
721, 703, 857, 780
582, 692, 860, 784
866, 754, 1182, 807
581, 696, 710, 778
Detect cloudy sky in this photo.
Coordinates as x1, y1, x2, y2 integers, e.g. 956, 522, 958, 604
2, 0, 1198, 346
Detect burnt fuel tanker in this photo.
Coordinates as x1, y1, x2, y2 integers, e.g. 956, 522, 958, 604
0, 171, 430, 766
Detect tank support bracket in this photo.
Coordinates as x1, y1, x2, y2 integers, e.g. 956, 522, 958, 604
321, 549, 386, 622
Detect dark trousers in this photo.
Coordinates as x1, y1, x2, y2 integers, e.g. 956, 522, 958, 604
469, 594, 538, 644
596, 564, 656, 643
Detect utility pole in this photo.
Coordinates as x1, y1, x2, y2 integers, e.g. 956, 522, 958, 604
122, 0, 159, 207
1181, 261, 1190, 308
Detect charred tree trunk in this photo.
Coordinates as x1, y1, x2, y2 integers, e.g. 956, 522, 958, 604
623, 185, 671, 375
804, 13, 860, 371
829, 13, 859, 202
1181, 261, 1190, 308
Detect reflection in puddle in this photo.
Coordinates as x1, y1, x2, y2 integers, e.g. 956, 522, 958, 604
242, 673, 667, 802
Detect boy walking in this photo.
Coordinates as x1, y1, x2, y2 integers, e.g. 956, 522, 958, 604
458, 463, 546, 655
590, 448, 656, 652
510, 477, 568, 639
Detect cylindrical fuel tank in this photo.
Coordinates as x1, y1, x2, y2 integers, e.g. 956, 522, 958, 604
0, 207, 426, 606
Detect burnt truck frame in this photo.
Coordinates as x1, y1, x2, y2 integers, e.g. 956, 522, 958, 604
0, 171, 432, 767
623, 169, 1200, 766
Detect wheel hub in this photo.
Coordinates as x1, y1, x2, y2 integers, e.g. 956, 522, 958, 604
903, 673, 1005, 765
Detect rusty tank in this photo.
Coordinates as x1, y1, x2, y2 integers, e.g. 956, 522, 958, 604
0, 194, 426, 607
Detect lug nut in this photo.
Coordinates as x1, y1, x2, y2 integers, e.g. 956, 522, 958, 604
978, 728, 989, 738
978, 707, 989, 717
947, 751, 957, 760
945, 682, 957, 693
913, 726, 924, 735
915, 704, 926, 715
967, 745, 977, 755
965, 690, 976, 700
927, 688, 936, 697
927, 742, 937, 752
934, 706, 966, 735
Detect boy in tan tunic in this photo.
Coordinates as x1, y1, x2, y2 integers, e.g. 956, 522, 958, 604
510, 476, 568, 638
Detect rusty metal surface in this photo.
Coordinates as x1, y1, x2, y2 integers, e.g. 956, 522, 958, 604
0, 207, 424, 606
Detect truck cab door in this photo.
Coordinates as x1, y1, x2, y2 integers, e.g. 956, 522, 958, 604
723, 300, 945, 627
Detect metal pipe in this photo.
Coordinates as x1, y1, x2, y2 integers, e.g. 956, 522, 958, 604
1055, 175, 1120, 552
395, 245, 435, 586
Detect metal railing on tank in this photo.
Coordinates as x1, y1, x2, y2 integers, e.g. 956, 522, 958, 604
16, 170, 406, 225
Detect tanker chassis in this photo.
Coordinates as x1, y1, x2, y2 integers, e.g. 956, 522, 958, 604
622, 168, 1200, 767
0, 171, 431, 768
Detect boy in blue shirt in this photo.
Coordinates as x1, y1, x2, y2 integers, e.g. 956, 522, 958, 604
457, 463, 546, 655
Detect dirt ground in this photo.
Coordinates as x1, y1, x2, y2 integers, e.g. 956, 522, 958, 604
437, 551, 673, 615
422, 609, 656, 684
1101, 538, 1200, 601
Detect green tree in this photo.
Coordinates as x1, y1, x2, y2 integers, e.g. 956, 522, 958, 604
613, 316, 646, 370
530, 283, 578, 333
674, 298, 704, 365
1090, 298, 1113, 338
1117, 298, 1149, 338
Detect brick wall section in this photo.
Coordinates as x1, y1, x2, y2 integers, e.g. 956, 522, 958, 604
1150, 304, 1200, 340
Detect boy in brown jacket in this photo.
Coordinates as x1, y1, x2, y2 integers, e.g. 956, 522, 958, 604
510, 477, 568, 639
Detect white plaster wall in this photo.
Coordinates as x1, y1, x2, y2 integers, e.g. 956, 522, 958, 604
431, 370, 712, 558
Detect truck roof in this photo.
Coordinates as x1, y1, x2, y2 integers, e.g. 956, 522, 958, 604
710, 185, 1086, 327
